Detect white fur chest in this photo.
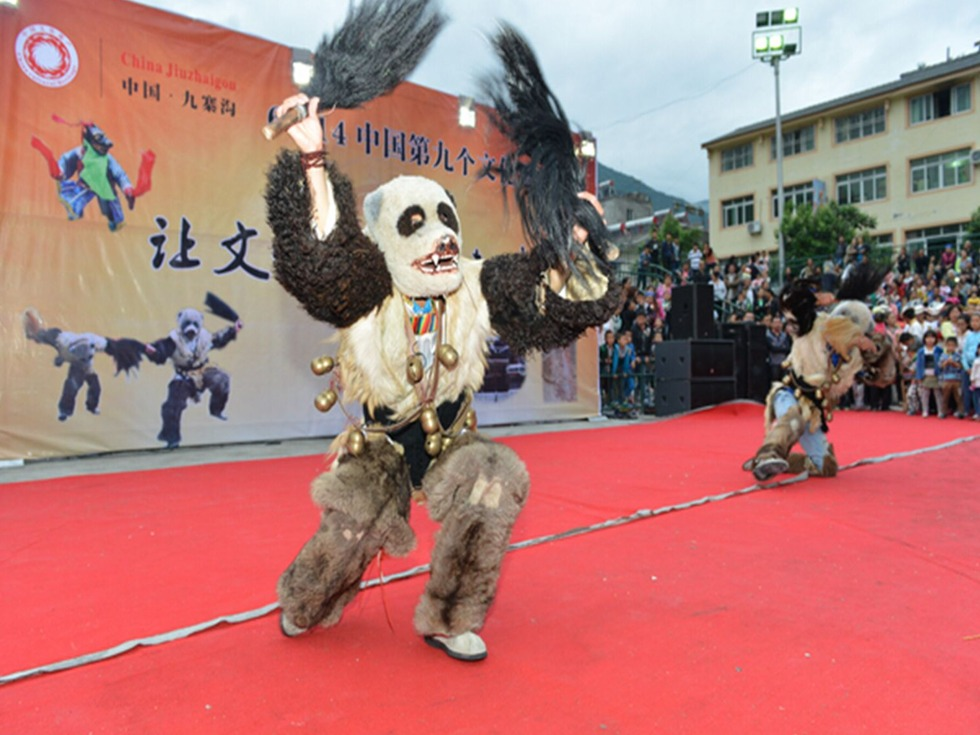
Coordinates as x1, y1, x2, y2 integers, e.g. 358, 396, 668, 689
337, 260, 492, 419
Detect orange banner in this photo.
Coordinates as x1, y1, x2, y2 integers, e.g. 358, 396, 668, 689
0, 0, 600, 461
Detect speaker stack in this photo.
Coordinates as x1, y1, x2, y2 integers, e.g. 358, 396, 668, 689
670, 284, 716, 340
654, 339, 736, 416
721, 322, 771, 403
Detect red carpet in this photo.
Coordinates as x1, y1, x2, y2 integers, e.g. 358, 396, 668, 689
2, 403, 978, 733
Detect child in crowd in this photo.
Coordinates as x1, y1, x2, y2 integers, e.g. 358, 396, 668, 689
898, 332, 919, 415
939, 336, 965, 418
611, 330, 637, 409
914, 330, 943, 418
599, 330, 616, 409
964, 312, 980, 420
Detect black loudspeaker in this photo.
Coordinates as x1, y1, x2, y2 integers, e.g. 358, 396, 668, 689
654, 377, 737, 416
655, 339, 735, 381
653, 339, 736, 416
721, 323, 771, 403
671, 284, 715, 340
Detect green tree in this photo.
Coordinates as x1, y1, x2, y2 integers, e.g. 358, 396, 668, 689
966, 205, 980, 241
778, 201, 877, 262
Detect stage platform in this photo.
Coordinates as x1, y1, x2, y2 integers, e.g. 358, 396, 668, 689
2, 403, 978, 733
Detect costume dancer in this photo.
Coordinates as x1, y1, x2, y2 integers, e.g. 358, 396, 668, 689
265, 7, 619, 661
743, 265, 896, 481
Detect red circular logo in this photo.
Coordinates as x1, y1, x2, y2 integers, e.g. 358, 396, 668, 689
15, 24, 79, 88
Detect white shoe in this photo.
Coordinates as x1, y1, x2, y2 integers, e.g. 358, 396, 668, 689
424, 632, 487, 662
279, 611, 309, 638
752, 456, 789, 482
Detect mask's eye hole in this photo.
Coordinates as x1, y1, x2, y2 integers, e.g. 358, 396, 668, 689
437, 202, 459, 233
397, 205, 426, 237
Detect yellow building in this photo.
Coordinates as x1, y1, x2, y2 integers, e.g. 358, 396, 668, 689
702, 48, 980, 261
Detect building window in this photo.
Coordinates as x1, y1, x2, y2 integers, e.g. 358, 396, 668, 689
771, 181, 816, 218
909, 82, 972, 125
906, 223, 967, 258
721, 142, 753, 172
722, 195, 754, 228
837, 166, 887, 204
834, 106, 885, 142
770, 125, 814, 159
910, 148, 972, 193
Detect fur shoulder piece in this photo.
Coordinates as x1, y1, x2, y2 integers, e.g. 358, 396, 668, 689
265, 150, 392, 327
480, 248, 621, 355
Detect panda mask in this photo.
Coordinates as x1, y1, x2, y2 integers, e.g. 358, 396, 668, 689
363, 176, 462, 299
177, 308, 204, 347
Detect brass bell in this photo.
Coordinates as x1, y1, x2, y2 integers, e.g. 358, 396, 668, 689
347, 430, 365, 456
420, 406, 440, 435
441, 436, 454, 452
311, 355, 335, 376
424, 432, 443, 457
782, 375, 792, 385
314, 388, 338, 413
832, 373, 841, 384
406, 355, 425, 384
794, 388, 802, 399
815, 389, 823, 401
436, 344, 459, 369
464, 409, 477, 431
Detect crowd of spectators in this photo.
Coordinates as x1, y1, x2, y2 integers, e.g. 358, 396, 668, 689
599, 234, 980, 421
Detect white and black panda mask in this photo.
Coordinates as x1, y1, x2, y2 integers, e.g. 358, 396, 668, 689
363, 176, 463, 298
177, 308, 204, 343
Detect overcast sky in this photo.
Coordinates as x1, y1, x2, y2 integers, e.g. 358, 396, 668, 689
133, 0, 980, 203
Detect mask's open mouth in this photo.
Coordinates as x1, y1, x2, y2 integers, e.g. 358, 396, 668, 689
413, 235, 460, 275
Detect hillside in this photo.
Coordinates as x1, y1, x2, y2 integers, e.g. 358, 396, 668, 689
597, 161, 689, 212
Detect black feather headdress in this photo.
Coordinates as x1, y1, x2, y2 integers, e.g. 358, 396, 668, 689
307, 0, 445, 109
779, 262, 888, 336
264, 0, 446, 138
480, 24, 613, 280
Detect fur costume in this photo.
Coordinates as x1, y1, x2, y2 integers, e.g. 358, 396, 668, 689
265, 24, 619, 661
22, 308, 144, 421
145, 299, 241, 449
743, 266, 896, 481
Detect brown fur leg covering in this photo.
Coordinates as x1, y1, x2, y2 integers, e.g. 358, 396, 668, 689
743, 402, 807, 471
414, 433, 529, 637
277, 440, 416, 632
787, 443, 838, 477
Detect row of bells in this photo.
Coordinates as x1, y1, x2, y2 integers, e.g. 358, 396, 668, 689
332, 406, 478, 458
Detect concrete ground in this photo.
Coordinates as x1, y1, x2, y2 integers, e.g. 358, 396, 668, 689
0, 415, 644, 484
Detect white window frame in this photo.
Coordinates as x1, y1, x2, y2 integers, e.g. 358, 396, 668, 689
722, 195, 755, 228
910, 82, 972, 125
836, 166, 887, 204
770, 125, 814, 159
835, 106, 885, 143
721, 142, 753, 172
771, 181, 815, 219
910, 149, 971, 193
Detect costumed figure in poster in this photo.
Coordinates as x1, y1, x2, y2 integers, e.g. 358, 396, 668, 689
145, 294, 242, 449
22, 308, 145, 421
264, 3, 619, 661
742, 265, 896, 481
30, 116, 155, 231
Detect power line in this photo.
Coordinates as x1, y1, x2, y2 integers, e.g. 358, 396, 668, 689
596, 62, 758, 132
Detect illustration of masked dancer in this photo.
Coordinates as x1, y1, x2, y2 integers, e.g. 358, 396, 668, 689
30, 115, 155, 231
22, 308, 145, 421
145, 294, 242, 449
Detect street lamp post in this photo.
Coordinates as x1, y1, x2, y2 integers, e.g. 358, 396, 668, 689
752, 8, 802, 289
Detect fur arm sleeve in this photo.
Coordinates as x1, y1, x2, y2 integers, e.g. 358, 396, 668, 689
264, 150, 392, 328
480, 248, 622, 355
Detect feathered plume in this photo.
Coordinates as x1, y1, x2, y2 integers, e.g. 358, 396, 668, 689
836, 261, 889, 303
480, 24, 613, 279
307, 0, 446, 109
264, 0, 446, 138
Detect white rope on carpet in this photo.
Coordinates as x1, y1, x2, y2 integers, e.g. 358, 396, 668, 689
2, 433, 976, 686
